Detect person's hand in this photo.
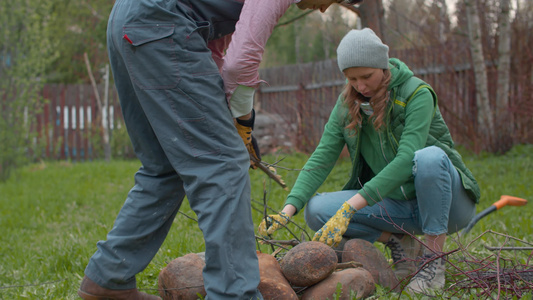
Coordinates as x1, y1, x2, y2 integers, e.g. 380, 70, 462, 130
235, 109, 261, 169
312, 202, 357, 247
258, 212, 290, 236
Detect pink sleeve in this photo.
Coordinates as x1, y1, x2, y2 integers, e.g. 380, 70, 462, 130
208, 35, 232, 73
221, 0, 296, 96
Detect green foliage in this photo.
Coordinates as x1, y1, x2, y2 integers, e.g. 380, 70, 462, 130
82, 120, 135, 160
110, 122, 135, 159
262, 5, 354, 67
0, 2, 58, 181
334, 282, 343, 299
43, 0, 113, 83
0, 146, 531, 299
458, 144, 532, 236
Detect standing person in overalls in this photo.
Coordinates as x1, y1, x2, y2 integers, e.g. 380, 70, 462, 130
78, 0, 364, 299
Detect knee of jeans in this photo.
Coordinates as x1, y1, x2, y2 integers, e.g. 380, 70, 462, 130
304, 206, 327, 232
413, 146, 448, 176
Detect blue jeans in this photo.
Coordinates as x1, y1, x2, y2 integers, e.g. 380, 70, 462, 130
304, 146, 476, 242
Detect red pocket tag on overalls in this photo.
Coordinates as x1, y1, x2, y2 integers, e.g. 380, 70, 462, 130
123, 34, 133, 44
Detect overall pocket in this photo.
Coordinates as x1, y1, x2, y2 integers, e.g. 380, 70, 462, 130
123, 24, 179, 90
181, 20, 219, 76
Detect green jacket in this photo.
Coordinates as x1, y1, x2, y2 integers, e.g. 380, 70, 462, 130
285, 58, 480, 213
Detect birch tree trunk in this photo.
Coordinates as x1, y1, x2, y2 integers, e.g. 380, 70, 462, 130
465, 0, 494, 150
495, 0, 512, 153
437, 0, 448, 43
103, 64, 111, 160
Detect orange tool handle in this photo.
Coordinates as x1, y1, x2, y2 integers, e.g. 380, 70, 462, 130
493, 195, 528, 210
460, 195, 528, 237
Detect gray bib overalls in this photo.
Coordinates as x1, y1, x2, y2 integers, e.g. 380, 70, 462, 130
85, 1, 262, 299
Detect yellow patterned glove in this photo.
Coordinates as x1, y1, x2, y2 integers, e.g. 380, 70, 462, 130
312, 202, 357, 247
258, 212, 290, 236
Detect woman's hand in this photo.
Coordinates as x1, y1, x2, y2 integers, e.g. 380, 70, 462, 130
258, 205, 296, 236
258, 212, 290, 236
312, 201, 357, 247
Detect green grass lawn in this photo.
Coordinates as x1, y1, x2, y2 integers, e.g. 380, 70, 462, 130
0, 145, 532, 299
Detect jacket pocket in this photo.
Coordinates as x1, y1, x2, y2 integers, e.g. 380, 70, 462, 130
123, 24, 180, 90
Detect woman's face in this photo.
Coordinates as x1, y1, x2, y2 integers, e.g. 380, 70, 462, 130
343, 67, 385, 98
296, 0, 343, 13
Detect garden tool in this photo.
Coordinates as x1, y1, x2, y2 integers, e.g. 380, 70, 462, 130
460, 195, 528, 236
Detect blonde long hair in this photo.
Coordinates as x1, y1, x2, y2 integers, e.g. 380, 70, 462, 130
342, 69, 391, 134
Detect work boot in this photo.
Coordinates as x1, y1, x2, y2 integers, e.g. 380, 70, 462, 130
406, 254, 446, 294
384, 234, 422, 280
78, 276, 161, 300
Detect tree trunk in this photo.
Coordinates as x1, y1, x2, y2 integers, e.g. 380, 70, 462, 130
465, 0, 494, 151
84, 53, 111, 161
103, 64, 112, 160
357, 0, 386, 40
495, 0, 512, 153
437, 0, 448, 43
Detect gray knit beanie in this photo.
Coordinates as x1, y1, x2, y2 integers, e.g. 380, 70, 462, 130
336, 28, 389, 72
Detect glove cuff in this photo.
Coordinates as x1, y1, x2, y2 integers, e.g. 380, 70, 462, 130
279, 211, 290, 221
230, 85, 255, 118
236, 109, 255, 129
341, 202, 357, 218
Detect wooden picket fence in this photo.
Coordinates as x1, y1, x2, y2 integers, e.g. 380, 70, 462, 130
257, 42, 533, 153
37, 84, 124, 161
35, 42, 533, 160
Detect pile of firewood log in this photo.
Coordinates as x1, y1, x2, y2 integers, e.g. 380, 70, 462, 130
158, 239, 400, 299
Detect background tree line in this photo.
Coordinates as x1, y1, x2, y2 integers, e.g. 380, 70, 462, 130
1, 0, 532, 181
